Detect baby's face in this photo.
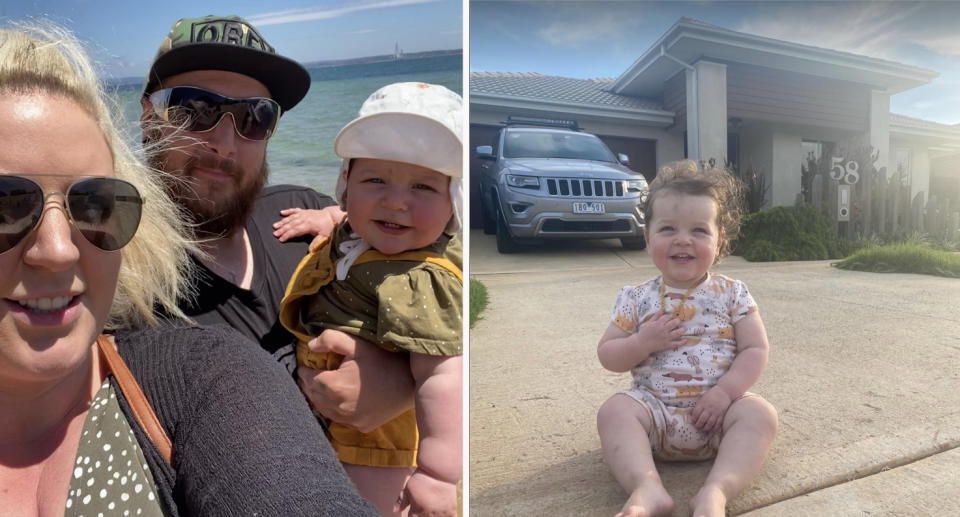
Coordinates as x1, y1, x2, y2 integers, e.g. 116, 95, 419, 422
344, 158, 452, 255
644, 192, 721, 289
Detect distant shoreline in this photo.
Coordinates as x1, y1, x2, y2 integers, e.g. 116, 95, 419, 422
304, 49, 462, 68
108, 49, 462, 88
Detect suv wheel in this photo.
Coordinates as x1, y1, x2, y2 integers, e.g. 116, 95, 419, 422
480, 204, 496, 235
621, 236, 646, 250
496, 209, 520, 254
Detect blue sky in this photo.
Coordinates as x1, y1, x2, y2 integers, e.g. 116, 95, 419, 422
470, 1, 960, 125
3, 0, 462, 79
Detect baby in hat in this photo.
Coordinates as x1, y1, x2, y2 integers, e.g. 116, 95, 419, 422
279, 82, 462, 516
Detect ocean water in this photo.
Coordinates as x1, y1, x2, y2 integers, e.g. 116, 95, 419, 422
110, 54, 462, 198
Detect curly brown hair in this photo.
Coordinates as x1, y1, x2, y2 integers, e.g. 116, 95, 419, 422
642, 159, 745, 261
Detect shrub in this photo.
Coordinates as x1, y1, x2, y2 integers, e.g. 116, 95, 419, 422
837, 238, 871, 257
742, 239, 786, 262
794, 232, 829, 260
834, 243, 960, 278
737, 205, 841, 261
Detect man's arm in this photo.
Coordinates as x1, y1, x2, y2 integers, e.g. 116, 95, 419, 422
296, 329, 415, 432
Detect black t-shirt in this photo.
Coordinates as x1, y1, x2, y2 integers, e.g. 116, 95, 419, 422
178, 184, 335, 370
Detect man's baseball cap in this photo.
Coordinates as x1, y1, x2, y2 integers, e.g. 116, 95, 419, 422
335, 82, 463, 233
143, 15, 310, 112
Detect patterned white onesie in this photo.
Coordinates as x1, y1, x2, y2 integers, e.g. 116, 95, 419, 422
610, 273, 757, 460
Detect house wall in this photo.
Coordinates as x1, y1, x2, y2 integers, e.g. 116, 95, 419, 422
739, 123, 804, 208
739, 124, 773, 209
664, 71, 686, 132
890, 137, 935, 204
657, 133, 686, 170
911, 146, 931, 202
772, 131, 803, 207
869, 91, 891, 181
726, 62, 870, 133
931, 154, 960, 204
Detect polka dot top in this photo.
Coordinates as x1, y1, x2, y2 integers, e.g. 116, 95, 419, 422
65, 379, 164, 516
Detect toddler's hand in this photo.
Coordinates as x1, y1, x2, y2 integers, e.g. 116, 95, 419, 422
272, 206, 345, 243
692, 385, 733, 432
395, 468, 458, 517
636, 310, 686, 352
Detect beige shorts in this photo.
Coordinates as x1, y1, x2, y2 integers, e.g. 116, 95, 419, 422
621, 388, 758, 461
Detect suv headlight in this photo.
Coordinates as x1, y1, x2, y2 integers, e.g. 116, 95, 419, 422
506, 175, 540, 189
627, 179, 647, 192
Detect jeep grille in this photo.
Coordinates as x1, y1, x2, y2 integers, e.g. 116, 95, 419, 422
541, 219, 632, 233
545, 178, 625, 197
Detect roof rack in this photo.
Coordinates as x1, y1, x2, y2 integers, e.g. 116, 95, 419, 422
503, 116, 581, 131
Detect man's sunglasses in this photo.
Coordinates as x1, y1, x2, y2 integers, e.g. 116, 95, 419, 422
146, 86, 282, 141
0, 175, 143, 254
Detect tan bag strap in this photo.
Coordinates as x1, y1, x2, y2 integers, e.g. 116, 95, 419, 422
96, 334, 172, 465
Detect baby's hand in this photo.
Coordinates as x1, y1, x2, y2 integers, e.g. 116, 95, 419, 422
272, 206, 345, 243
395, 468, 458, 517
636, 310, 686, 352
692, 385, 733, 432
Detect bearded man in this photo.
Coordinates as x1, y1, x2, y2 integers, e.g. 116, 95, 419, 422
140, 15, 413, 432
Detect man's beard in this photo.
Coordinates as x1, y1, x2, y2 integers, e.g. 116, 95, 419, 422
150, 150, 268, 239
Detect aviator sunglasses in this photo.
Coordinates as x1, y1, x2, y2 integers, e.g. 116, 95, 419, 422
0, 175, 143, 254
146, 86, 282, 141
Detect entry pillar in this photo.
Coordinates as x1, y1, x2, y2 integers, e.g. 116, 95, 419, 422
686, 60, 728, 166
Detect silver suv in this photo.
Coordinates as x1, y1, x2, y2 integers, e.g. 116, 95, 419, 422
476, 118, 648, 253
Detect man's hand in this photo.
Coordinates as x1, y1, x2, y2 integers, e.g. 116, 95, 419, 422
691, 385, 733, 432
394, 468, 458, 517
296, 329, 415, 433
636, 310, 687, 352
272, 206, 345, 243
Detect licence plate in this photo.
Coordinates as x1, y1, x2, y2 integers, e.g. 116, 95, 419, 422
573, 202, 605, 214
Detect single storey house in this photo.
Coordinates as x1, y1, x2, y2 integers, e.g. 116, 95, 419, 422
470, 17, 960, 226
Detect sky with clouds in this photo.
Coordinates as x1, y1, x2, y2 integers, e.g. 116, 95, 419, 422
3, 0, 462, 79
470, 1, 960, 125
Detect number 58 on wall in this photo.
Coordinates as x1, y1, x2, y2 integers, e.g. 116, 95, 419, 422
830, 157, 860, 185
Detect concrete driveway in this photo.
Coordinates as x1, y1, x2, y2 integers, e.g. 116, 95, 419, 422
467, 230, 960, 516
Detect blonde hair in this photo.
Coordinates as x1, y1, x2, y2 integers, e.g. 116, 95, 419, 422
0, 22, 197, 328
643, 159, 745, 260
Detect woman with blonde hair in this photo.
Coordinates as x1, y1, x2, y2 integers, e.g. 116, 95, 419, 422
0, 22, 376, 516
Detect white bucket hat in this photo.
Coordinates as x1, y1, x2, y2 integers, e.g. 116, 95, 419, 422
334, 82, 463, 234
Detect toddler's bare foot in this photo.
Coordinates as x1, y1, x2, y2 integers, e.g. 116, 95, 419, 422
689, 484, 727, 517
614, 482, 674, 517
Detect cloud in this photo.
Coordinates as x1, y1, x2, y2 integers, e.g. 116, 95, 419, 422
538, 11, 637, 48
736, 3, 925, 62
912, 34, 960, 58
346, 29, 378, 35
248, 0, 442, 26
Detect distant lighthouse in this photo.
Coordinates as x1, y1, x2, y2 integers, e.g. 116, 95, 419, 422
394, 42, 402, 60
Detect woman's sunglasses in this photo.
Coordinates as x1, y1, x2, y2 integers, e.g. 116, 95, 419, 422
145, 86, 282, 141
0, 175, 143, 254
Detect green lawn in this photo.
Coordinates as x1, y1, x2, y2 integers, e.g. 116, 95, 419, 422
834, 243, 960, 278
469, 279, 488, 328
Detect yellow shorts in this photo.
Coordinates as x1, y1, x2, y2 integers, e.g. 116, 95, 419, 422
298, 342, 418, 467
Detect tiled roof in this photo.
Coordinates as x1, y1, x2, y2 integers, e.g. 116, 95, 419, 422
890, 113, 960, 134
470, 72, 664, 111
